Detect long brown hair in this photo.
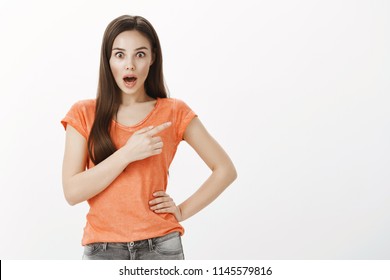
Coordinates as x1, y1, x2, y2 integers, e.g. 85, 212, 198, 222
88, 15, 168, 165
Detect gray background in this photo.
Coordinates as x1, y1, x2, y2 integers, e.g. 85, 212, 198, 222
0, 0, 389, 259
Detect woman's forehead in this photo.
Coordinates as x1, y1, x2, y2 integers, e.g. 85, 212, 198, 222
112, 30, 151, 50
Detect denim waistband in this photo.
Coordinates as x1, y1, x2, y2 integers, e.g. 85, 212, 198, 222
92, 231, 180, 252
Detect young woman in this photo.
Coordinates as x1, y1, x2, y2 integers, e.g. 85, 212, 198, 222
61, 15, 237, 260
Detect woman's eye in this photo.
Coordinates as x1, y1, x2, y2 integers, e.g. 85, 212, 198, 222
136, 52, 145, 58
115, 52, 124, 58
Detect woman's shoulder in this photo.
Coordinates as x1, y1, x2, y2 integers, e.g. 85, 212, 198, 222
159, 97, 189, 108
158, 97, 195, 120
69, 99, 96, 113
63, 99, 96, 122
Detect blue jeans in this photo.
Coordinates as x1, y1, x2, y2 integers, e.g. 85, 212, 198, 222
82, 232, 184, 260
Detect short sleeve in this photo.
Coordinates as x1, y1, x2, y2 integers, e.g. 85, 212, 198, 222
61, 100, 91, 139
173, 99, 197, 142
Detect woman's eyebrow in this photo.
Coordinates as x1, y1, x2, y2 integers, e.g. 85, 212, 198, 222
134, 46, 149, 51
112, 47, 126, 52
112, 46, 149, 52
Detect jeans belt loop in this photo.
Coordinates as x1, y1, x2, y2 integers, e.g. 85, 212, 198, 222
148, 238, 154, 252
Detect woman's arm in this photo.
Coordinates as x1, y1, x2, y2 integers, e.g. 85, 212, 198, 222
62, 122, 171, 205
149, 117, 237, 221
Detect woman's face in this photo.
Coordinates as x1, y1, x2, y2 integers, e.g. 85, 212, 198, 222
109, 30, 154, 98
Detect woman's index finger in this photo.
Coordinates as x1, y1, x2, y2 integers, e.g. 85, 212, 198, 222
153, 191, 167, 197
149, 122, 172, 136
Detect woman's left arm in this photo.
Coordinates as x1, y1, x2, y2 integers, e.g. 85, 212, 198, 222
149, 117, 237, 221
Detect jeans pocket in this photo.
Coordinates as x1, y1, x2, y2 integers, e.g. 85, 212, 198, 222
83, 243, 103, 257
154, 234, 184, 256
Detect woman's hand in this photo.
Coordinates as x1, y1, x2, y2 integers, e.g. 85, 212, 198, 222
149, 191, 183, 222
122, 122, 171, 163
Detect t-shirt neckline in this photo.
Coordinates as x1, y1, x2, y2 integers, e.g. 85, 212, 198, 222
112, 97, 161, 130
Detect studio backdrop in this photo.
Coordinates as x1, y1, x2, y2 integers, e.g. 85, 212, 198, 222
0, 0, 389, 259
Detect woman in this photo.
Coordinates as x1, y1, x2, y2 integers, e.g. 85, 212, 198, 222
61, 15, 237, 260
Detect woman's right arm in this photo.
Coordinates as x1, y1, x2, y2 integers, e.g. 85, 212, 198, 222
62, 122, 171, 205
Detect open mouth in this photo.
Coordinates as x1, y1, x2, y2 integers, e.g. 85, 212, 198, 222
123, 76, 137, 87
124, 77, 137, 83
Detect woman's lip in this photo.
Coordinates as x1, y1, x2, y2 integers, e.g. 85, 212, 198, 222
123, 78, 137, 88
123, 74, 137, 79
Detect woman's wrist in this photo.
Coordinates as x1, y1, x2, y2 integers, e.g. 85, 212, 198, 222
116, 146, 134, 166
176, 205, 185, 222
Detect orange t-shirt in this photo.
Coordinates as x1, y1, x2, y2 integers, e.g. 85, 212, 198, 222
61, 97, 197, 245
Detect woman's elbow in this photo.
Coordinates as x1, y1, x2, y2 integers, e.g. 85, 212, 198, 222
64, 192, 78, 206
215, 161, 237, 185
62, 182, 80, 206
228, 164, 238, 183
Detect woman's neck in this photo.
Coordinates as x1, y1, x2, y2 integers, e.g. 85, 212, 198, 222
120, 91, 154, 106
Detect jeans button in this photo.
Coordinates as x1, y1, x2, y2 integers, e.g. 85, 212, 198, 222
129, 242, 134, 246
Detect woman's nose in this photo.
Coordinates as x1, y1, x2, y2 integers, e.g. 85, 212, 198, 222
125, 59, 135, 71
125, 65, 135, 71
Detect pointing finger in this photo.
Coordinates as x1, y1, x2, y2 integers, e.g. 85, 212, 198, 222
147, 122, 172, 137
135, 125, 154, 134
